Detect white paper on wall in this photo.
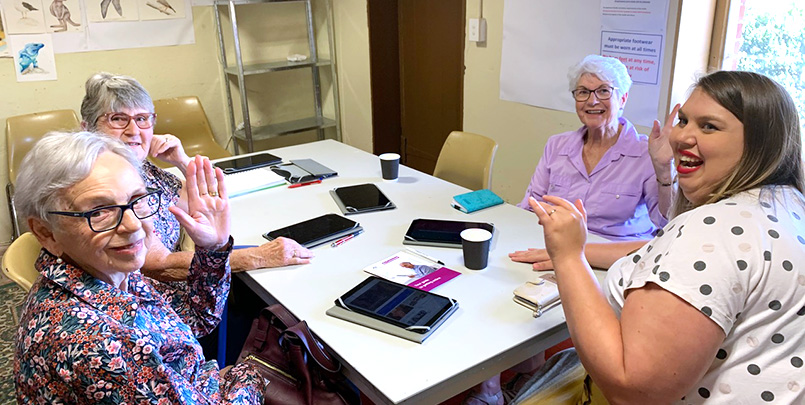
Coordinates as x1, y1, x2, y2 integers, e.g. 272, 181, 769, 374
85, 0, 138, 22
2, 0, 47, 34
9, 32, 57, 81
138, 0, 184, 20
44, 0, 84, 32
500, 0, 670, 127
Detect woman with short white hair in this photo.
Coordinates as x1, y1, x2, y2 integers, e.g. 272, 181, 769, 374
14, 131, 266, 403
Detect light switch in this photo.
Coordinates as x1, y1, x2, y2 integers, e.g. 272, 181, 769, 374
469, 18, 486, 42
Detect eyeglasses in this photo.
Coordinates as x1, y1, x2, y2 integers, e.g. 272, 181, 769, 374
571, 86, 618, 102
99, 112, 157, 129
48, 188, 162, 233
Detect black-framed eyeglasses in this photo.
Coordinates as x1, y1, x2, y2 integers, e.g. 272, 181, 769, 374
48, 188, 162, 233
571, 86, 618, 102
99, 112, 157, 129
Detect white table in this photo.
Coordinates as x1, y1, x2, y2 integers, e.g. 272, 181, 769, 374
223, 140, 605, 404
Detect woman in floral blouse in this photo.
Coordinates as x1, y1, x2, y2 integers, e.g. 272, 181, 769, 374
14, 132, 266, 403
80, 72, 314, 281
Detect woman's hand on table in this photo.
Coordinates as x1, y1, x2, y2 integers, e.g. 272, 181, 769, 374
529, 196, 587, 266
233, 237, 314, 271
151, 134, 191, 173
169, 155, 230, 251
509, 248, 555, 271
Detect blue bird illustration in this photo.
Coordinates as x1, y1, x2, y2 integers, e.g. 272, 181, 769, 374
18, 42, 45, 74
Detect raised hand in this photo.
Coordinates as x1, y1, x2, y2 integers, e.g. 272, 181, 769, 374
150, 134, 191, 173
529, 196, 587, 265
649, 103, 680, 179
168, 155, 230, 251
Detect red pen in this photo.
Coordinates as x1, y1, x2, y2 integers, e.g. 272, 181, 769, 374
288, 179, 322, 189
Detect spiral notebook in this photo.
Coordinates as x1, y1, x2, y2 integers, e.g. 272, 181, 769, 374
224, 167, 287, 198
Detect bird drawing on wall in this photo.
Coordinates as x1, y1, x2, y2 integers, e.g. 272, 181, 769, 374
49, 0, 80, 32
99, 0, 122, 18
15, 1, 38, 19
18, 42, 45, 74
146, 0, 175, 15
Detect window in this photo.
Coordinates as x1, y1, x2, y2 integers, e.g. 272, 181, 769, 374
720, 0, 805, 131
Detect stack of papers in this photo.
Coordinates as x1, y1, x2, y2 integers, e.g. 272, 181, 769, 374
224, 167, 286, 198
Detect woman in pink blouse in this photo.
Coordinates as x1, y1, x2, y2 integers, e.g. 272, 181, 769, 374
14, 132, 265, 403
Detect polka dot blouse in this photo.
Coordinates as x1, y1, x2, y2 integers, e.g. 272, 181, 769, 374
604, 187, 805, 404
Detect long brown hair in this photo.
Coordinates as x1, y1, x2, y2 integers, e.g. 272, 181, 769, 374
671, 71, 804, 216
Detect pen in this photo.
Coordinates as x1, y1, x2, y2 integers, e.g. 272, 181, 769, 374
331, 229, 365, 247
404, 247, 445, 265
288, 179, 322, 189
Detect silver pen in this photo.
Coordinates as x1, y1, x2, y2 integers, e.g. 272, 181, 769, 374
404, 247, 445, 265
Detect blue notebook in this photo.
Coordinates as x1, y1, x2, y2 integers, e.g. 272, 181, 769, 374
451, 189, 504, 213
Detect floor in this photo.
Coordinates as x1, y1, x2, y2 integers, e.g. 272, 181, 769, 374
0, 244, 26, 404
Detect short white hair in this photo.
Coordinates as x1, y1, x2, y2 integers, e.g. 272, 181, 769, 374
15, 131, 142, 223
567, 54, 632, 95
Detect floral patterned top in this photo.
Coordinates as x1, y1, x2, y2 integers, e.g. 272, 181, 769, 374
14, 242, 267, 404
143, 160, 183, 252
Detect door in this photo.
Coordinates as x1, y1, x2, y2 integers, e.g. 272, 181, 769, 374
369, 0, 465, 174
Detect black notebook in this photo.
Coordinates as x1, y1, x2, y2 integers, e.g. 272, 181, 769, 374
329, 183, 396, 215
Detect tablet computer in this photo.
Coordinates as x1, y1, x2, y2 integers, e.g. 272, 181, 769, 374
333, 276, 458, 335
214, 152, 282, 174
403, 218, 494, 248
262, 213, 361, 248
329, 183, 396, 215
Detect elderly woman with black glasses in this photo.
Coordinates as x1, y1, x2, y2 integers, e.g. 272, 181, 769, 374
80, 72, 313, 281
14, 132, 266, 403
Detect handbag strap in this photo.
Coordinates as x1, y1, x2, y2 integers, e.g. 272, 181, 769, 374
283, 321, 341, 374
253, 304, 301, 350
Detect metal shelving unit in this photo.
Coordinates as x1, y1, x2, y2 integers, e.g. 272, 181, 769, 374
214, 0, 340, 153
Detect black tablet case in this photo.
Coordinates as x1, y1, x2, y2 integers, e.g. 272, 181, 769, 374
403, 219, 495, 248
326, 281, 459, 343
262, 214, 361, 248
329, 183, 396, 215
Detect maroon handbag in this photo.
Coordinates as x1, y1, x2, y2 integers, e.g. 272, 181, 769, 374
237, 304, 359, 405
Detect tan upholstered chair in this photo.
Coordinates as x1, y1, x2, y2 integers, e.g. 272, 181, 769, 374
2, 232, 42, 291
6, 109, 80, 239
152, 96, 232, 168
433, 131, 498, 190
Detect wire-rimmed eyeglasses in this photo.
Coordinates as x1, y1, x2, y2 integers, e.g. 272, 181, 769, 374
99, 112, 157, 129
571, 86, 618, 102
48, 188, 162, 233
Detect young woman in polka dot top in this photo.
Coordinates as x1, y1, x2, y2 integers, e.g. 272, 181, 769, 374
511, 71, 805, 404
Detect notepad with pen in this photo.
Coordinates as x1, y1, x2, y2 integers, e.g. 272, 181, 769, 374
451, 189, 504, 213
224, 167, 287, 198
